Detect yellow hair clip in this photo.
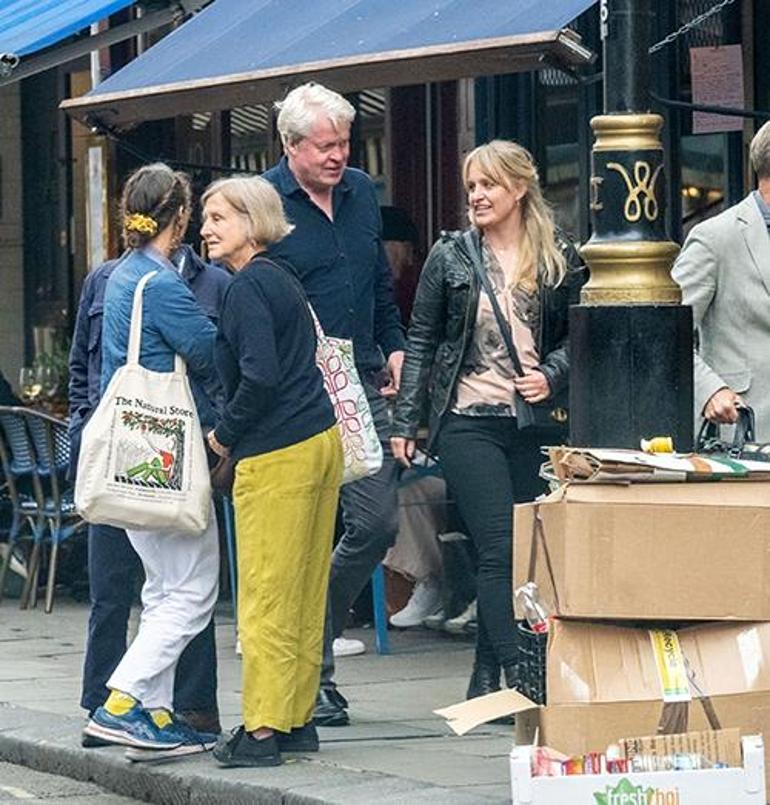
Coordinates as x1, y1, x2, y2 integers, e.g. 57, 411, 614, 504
124, 212, 159, 236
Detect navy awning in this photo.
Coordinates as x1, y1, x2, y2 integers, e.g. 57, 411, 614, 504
0, 0, 135, 58
62, 0, 596, 128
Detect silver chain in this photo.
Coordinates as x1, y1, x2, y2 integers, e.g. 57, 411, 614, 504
648, 0, 738, 53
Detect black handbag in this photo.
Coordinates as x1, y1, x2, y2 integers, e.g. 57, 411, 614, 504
696, 405, 770, 461
462, 231, 568, 440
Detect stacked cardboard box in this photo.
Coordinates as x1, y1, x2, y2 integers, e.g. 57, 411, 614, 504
510, 480, 770, 791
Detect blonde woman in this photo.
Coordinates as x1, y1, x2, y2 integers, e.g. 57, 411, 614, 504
391, 141, 584, 700
202, 176, 343, 767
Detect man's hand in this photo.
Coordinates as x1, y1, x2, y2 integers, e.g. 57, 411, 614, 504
703, 387, 742, 424
513, 370, 551, 403
380, 350, 405, 399
391, 436, 416, 468
207, 429, 230, 457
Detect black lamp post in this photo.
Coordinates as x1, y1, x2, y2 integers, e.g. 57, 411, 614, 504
569, 0, 693, 450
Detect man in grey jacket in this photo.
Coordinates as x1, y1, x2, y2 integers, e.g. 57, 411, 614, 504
672, 121, 770, 437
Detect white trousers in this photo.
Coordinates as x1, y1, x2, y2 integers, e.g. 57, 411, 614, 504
107, 504, 219, 710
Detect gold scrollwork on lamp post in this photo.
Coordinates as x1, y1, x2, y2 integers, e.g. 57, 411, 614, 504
606, 161, 662, 223
580, 113, 681, 305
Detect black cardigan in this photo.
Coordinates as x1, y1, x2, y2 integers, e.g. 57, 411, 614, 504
214, 257, 335, 460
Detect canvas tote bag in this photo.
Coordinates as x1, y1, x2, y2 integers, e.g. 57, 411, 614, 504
309, 306, 383, 484
75, 270, 211, 535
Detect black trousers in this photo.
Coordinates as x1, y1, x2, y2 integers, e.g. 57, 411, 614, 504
437, 414, 545, 668
320, 387, 400, 687
80, 523, 218, 715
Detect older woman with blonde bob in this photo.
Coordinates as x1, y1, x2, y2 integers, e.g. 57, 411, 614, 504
391, 141, 584, 701
202, 176, 342, 767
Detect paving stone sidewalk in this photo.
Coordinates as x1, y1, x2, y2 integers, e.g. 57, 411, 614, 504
0, 600, 514, 803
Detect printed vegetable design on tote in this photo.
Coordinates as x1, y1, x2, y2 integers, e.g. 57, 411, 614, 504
114, 411, 186, 490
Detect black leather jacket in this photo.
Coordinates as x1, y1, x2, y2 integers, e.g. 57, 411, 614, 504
392, 227, 586, 445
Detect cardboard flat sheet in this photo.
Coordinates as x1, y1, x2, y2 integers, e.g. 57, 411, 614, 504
537, 480, 770, 507
547, 446, 770, 484
434, 689, 537, 736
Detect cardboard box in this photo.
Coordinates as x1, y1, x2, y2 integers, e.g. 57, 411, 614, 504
436, 621, 770, 793
527, 621, 770, 794
510, 735, 766, 805
514, 481, 770, 621
619, 727, 743, 770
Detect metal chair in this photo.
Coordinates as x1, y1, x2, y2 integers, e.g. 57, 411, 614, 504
371, 563, 389, 654
221, 494, 238, 634
371, 450, 444, 655
0, 406, 46, 607
22, 408, 85, 613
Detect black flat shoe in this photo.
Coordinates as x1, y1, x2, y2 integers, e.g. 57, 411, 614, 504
212, 726, 281, 767
329, 688, 348, 709
276, 722, 319, 752
313, 688, 349, 727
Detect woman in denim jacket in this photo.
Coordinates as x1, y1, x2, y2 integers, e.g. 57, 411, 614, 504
83, 164, 221, 761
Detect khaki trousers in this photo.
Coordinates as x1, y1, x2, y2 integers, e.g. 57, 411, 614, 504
234, 426, 342, 732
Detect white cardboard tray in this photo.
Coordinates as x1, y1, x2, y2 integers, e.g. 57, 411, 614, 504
510, 735, 766, 804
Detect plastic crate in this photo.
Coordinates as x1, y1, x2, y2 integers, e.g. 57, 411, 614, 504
510, 734, 766, 805
517, 622, 547, 705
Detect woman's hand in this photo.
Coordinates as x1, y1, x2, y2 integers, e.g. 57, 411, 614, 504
207, 429, 230, 457
391, 436, 416, 468
513, 370, 551, 403
379, 350, 405, 399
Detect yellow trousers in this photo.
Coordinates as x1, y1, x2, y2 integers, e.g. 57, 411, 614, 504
233, 425, 342, 732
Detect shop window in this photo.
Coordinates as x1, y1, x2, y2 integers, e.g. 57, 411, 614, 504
228, 105, 270, 173
352, 89, 387, 203
680, 133, 727, 231
538, 67, 581, 237
675, 0, 743, 235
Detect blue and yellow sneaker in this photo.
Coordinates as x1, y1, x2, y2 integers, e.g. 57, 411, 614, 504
125, 714, 219, 762
84, 704, 182, 750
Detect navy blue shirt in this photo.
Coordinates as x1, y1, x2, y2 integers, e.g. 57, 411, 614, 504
214, 257, 335, 460
263, 157, 405, 375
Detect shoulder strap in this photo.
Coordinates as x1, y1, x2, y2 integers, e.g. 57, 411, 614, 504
242, 255, 319, 337
462, 231, 525, 378
126, 271, 158, 366
125, 269, 185, 376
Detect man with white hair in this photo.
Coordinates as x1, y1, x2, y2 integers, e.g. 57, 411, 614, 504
264, 82, 405, 727
673, 120, 770, 438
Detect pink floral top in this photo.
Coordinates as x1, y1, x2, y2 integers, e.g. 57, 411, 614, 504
452, 241, 540, 417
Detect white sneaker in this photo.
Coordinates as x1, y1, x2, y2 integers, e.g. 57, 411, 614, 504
333, 637, 366, 657
444, 599, 477, 634
235, 638, 242, 657
390, 577, 442, 628
423, 609, 447, 630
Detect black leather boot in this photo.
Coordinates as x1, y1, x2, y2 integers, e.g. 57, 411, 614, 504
502, 662, 520, 691
466, 660, 501, 700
